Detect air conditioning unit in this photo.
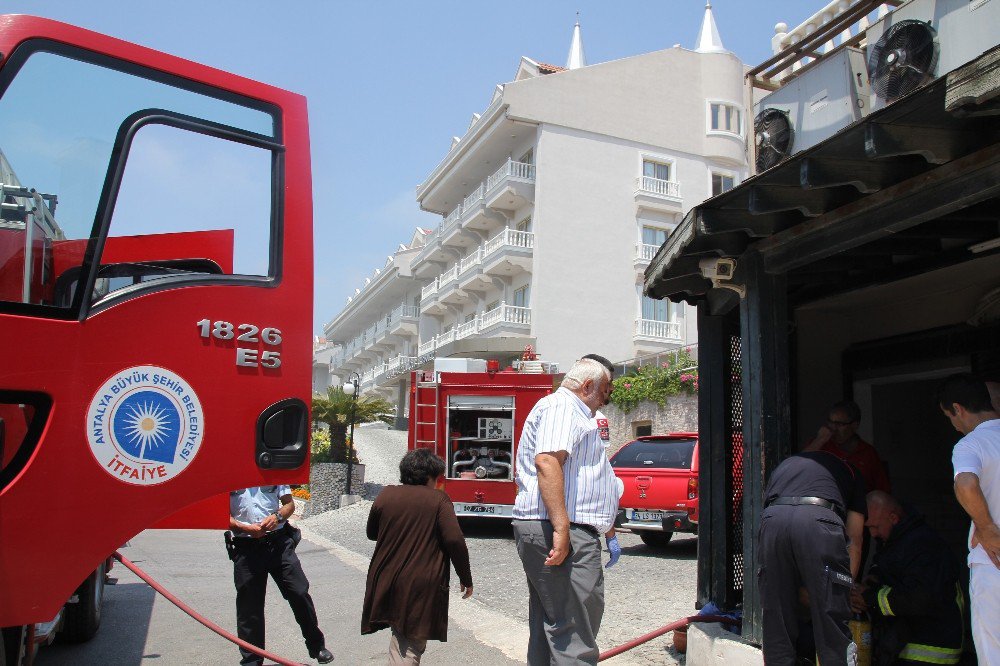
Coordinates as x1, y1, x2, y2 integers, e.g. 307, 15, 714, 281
753, 47, 870, 171
866, 0, 1000, 110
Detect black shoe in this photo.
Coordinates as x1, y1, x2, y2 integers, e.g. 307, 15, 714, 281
310, 647, 333, 663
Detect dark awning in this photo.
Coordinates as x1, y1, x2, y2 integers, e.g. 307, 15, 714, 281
645, 50, 1000, 307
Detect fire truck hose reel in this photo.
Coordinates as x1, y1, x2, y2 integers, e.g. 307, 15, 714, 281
112, 551, 301, 666
597, 615, 738, 661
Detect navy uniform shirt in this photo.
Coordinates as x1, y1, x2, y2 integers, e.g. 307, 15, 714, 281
765, 451, 867, 518
230, 485, 291, 538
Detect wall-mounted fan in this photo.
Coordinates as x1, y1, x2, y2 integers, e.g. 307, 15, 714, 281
754, 108, 793, 172
867, 19, 937, 106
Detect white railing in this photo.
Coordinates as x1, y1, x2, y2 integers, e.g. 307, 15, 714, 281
635, 319, 682, 340
639, 244, 659, 261
388, 303, 420, 328
418, 339, 435, 356
480, 303, 531, 329
462, 183, 485, 211
421, 279, 439, 300
483, 228, 534, 258
438, 329, 456, 347
438, 264, 459, 287
486, 159, 536, 192
639, 176, 681, 199
459, 248, 482, 275
455, 318, 479, 340
441, 204, 463, 234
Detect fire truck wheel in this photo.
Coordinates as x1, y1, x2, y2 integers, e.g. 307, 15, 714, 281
638, 530, 673, 548
59, 562, 105, 643
1, 626, 26, 666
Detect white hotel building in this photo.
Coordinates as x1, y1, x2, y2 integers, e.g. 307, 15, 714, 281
321, 6, 747, 419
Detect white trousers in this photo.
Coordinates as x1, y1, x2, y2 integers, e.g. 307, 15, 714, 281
970, 563, 1000, 665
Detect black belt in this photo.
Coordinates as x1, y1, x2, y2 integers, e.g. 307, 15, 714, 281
233, 523, 290, 545
570, 522, 600, 537
767, 496, 843, 519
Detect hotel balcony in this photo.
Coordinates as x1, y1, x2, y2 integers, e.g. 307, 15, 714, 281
482, 228, 533, 277
375, 354, 419, 385
419, 277, 449, 316
416, 305, 532, 360
634, 243, 660, 271
484, 159, 535, 212
387, 304, 419, 337
633, 318, 683, 349
435, 264, 473, 307
634, 176, 682, 214
411, 228, 451, 278
457, 248, 495, 293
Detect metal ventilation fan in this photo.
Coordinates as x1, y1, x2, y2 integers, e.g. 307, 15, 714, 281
754, 108, 793, 172
867, 19, 937, 104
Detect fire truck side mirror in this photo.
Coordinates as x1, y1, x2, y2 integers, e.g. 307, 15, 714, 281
255, 398, 308, 469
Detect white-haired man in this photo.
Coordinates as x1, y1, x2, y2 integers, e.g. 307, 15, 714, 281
512, 358, 618, 665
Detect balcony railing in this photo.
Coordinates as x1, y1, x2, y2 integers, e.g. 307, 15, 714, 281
421, 278, 439, 301
480, 303, 531, 329
638, 243, 659, 261
417, 339, 436, 356
462, 183, 485, 211
484, 228, 533, 258
486, 159, 536, 192
441, 204, 463, 235
387, 303, 419, 328
635, 319, 682, 340
459, 248, 482, 275
455, 318, 479, 340
638, 176, 681, 199
438, 264, 459, 287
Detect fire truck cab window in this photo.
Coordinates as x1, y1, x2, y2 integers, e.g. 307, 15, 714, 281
0, 46, 277, 315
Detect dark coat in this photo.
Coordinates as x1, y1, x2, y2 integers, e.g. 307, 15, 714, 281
361, 485, 473, 642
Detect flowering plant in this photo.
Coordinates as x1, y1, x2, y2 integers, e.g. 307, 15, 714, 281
291, 487, 311, 500
609, 348, 698, 413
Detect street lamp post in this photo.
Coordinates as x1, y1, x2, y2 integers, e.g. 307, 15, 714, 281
342, 372, 360, 498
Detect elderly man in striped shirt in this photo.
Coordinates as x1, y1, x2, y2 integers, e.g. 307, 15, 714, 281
512, 357, 620, 665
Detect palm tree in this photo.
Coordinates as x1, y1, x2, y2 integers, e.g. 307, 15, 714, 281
312, 387, 393, 464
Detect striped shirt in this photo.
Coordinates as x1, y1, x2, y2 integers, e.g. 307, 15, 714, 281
513, 388, 620, 534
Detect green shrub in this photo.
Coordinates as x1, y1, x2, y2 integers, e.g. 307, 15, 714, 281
609, 348, 698, 413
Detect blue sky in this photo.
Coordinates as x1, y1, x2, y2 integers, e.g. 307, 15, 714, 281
4, 1, 814, 334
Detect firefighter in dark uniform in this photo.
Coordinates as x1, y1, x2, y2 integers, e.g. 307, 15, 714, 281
853, 491, 964, 666
228, 486, 333, 665
759, 451, 867, 665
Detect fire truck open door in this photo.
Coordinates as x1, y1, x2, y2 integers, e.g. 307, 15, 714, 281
0, 16, 313, 627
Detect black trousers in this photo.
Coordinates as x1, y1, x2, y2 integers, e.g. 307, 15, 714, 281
758, 505, 855, 666
232, 526, 325, 665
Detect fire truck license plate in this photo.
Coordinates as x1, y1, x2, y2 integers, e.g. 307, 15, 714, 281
633, 511, 663, 522
463, 504, 495, 514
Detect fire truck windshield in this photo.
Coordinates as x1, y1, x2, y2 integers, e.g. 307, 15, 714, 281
0, 42, 280, 315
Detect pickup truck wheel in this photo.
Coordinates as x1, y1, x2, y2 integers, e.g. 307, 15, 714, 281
59, 563, 105, 643
639, 531, 673, 548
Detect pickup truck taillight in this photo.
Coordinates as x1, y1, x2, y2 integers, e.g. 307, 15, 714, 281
687, 477, 698, 500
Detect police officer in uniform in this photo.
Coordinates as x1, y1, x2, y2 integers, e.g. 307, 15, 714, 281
759, 451, 867, 665
228, 486, 333, 665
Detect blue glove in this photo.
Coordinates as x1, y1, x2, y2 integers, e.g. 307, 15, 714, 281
605, 535, 621, 569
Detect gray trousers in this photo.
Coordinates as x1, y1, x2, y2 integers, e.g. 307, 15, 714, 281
512, 520, 604, 665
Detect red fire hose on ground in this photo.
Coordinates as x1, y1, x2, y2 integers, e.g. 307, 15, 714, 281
598, 614, 739, 662
115, 549, 735, 664
113, 551, 302, 666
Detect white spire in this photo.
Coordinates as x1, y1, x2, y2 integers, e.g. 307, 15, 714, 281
565, 16, 587, 69
696, 2, 726, 53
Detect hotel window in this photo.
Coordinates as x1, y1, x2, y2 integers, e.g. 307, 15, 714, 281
512, 285, 530, 308
516, 216, 532, 233
641, 295, 676, 322
712, 173, 735, 196
642, 226, 668, 247
642, 159, 671, 182
710, 103, 741, 135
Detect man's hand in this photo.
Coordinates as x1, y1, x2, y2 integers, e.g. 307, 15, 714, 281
605, 535, 621, 568
258, 513, 279, 532
242, 522, 264, 538
850, 583, 868, 614
461, 584, 473, 599
972, 524, 1000, 568
545, 527, 570, 566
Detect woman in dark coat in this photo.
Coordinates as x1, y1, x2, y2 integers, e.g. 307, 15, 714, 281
362, 448, 473, 664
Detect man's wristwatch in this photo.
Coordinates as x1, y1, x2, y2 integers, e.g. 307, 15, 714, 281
271, 511, 281, 522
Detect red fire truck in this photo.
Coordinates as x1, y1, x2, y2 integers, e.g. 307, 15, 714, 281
408, 359, 553, 517
0, 15, 312, 662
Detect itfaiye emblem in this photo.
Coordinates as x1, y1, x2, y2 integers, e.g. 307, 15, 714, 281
86, 365, 204, 485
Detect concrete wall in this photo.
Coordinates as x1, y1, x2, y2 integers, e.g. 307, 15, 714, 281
603, 395, 699, 456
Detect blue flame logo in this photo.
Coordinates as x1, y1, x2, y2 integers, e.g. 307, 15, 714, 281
111, 390, 180, 464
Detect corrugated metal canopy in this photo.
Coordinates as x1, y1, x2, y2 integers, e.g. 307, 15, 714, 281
644, 55, 1000, 307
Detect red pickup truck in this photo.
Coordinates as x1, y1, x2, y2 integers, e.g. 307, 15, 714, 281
610, 433, 699, 547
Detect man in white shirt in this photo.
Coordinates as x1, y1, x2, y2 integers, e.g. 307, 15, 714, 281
512, 358, 617, 665
938, 374, 1000, 664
